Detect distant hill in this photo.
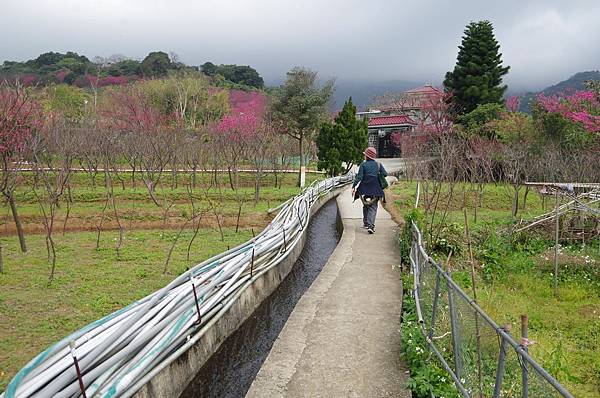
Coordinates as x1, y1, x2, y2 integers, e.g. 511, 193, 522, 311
265, 78, 425, 111
330, 79, 424, 110
518, 70, 600, 113
1, 51, 265, 89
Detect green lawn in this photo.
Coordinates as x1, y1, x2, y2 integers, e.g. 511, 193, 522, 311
390, 181, 600, 396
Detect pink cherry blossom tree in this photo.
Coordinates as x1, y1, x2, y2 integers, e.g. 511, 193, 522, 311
214, 90, 267, 190
0, 85, 41, 253
536, 90, 600, 134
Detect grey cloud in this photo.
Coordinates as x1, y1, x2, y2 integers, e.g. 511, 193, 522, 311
1, 0, 599, 91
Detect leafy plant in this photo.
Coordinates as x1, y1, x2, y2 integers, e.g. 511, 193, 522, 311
545, 341, 583, 384
476, 228, 507, 281
402, 293, 460, 398
432, 222, 463, 257
400, 208, 424, 265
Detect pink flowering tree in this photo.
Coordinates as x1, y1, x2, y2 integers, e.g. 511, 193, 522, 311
416, 90, 454, 136
0, 86, 41, 253
389, 90, 453, 157
534, 90, 600, 147
98, 75, 129, 87
214, 90, 267, 190
505, 96, 520, 113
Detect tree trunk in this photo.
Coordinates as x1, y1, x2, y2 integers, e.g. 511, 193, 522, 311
227, 167, 235, 191
8, 194, 27, 253
522, 185, 530, 210
254, 167, 262, 205
512, 184, 520, 218
131, 165, 136, 190
172, 168, 176, 190
47, 204, 57, 284
187, 213, 203, 261
163, 218, 189, 274
62, 197, 71, 236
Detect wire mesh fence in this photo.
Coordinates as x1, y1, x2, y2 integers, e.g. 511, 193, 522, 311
409, 221, 574, 398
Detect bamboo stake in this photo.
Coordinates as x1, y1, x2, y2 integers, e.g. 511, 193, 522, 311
415, 181, 420, 209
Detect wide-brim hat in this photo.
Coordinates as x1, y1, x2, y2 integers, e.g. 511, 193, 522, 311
363, 147, 377, 159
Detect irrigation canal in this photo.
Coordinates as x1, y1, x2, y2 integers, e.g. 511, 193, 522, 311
180, 199, 341, 398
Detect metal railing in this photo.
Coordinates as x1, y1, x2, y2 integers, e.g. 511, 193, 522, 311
409, 221, 574, 398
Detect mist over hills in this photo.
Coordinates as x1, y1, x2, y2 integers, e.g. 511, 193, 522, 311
322, 71, 600, 114
329, 79, 426, 110
265, 77, 428, 111
518, 70, 600, 113
329, 71, 600, 113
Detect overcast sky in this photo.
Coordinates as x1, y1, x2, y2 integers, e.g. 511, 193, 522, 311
1, 0, 599, 91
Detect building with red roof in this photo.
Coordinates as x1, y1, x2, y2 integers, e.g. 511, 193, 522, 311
358, 84, 444, 157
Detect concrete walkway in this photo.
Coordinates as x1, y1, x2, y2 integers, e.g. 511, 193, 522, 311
246, 185, 409, 398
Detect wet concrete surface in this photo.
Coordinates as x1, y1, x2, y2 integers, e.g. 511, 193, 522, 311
180, 199, 341, 398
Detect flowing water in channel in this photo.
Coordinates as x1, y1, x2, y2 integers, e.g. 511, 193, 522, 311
180, 199, 341, 398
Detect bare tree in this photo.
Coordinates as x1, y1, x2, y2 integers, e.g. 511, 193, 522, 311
501, 143, 530, 219
31, 116, 75, 283
249, 120, 277, 204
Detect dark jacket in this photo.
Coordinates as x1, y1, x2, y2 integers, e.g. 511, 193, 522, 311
352, 159, 387, 197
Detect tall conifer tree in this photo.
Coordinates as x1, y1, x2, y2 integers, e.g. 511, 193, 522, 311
444, 20, 509, 115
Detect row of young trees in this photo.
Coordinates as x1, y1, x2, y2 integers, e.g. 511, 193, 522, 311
0, 67, 336, 280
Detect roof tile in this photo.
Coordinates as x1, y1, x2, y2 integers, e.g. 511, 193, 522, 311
368, 115, 416, 127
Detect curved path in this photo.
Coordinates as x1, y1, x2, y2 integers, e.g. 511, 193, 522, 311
247, 159, 409, 397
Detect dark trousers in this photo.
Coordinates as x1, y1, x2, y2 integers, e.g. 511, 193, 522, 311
362, 197, 379, 229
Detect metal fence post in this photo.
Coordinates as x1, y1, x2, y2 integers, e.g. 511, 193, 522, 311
429, 267, 442, 340
447, 274, 463, 379
521, 314, 529, 398
493, 325, 511, 398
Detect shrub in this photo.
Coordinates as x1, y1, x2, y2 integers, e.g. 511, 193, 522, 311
432, 222, 463, 257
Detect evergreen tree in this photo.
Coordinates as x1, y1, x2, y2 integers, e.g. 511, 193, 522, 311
444, 20, 509, 115
316, 98, 368, 176
140, 51, 172, 78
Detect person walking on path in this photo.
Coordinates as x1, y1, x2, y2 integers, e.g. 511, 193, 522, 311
351, 146, 387, 234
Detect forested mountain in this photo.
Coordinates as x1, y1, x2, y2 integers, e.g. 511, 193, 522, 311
0, 51, 264, 89
518, 70, 600, 112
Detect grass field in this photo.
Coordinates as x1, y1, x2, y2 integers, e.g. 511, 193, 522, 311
389, 181, 600, 397
0, 170, 321, 391
1, 171, 321, 235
